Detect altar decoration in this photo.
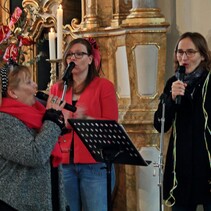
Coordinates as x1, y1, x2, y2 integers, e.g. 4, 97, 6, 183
0, 7, 34, 65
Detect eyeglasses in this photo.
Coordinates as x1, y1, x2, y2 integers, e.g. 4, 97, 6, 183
176, 49, 199, 58
66, 52, 89, 59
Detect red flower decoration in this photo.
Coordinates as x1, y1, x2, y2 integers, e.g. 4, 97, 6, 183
9, 7, 22, 29
3, 44, 19, 63
0, 25, 11, 44
18, 36, 34, 47
0, 7, 35, 64
85, 37, 101, 70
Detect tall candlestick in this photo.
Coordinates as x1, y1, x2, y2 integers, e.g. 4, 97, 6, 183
57, 4, 63, 59
49, 28, 56, 60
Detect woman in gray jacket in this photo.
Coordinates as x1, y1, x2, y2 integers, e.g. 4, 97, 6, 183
0, 62, 68, 211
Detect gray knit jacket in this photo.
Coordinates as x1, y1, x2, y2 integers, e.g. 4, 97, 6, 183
0, 112, 67, 211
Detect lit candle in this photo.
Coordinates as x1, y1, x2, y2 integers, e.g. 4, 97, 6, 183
57, 4, 63, 59
49, 28, 56, 60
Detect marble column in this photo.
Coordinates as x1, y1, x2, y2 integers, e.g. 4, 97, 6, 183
111, 0, 132, 27
116, 1, 170, 211
122, 0, 166, 26
83, 0, 99, 29
132, 0, 157, 8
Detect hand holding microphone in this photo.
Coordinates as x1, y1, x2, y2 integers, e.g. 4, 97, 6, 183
36, 91, 77, 112
46, 95, 65, 110
171, 66, 187, 105
36, 62, 77, 112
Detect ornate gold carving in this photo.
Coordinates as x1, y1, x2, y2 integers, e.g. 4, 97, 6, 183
0, 0, 9, 24
22, 0, 61, 41
20, 0, 61, 83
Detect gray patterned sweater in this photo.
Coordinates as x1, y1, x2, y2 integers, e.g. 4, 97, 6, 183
0, 112, 67, 211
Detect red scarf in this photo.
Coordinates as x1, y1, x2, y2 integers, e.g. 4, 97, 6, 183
0, 98, 62, 167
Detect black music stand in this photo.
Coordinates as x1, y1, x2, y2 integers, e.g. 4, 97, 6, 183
68, 119, 149, 211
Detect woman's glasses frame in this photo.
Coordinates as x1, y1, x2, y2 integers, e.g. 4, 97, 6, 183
176, 49, 199, 58
66, 52, 89, 59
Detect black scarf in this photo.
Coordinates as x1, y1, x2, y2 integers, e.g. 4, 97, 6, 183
176, 65, 205, 85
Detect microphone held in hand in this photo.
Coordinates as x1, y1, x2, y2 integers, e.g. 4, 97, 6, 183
175, 65, 186, 105
62, 62, 75, 82
36, 91, 77, 112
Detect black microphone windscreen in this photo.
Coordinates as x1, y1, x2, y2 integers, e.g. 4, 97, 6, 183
175, 65, 186, 105
178, 66, 186, 81
36, 91, 48, 101
62, 62, 75, 82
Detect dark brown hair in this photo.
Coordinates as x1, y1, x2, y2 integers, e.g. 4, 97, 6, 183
174, 32, 211, 71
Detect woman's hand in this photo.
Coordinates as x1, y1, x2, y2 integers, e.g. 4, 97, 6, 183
75, 105, 87, 119
171, 80, 187, 101
43, 95, 66, 130
46, 95, 66, 111
75, 105, 93, 119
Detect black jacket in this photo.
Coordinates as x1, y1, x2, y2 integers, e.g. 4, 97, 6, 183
154, 70, 211, 206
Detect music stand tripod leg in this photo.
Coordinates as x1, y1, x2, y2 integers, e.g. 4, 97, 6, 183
101, 149, 120, 211
102, 161, 112, 211
159, 94, 166, 211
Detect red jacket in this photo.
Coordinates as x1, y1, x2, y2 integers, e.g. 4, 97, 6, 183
50, 77, 119, 164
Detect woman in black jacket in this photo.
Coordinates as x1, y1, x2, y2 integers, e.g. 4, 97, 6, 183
154, 32, 211, 211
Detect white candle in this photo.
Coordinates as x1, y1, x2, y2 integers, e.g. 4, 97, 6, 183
49, 28, 56, 60
57, 4, 63, 59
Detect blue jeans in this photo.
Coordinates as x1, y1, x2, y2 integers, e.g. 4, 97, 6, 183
62, 163, 115, 211
172, 204, 211, 211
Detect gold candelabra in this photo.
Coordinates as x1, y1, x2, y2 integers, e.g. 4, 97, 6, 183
46, 59, 62, 90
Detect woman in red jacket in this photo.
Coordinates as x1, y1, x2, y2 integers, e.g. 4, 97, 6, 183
50, 38, 118, 211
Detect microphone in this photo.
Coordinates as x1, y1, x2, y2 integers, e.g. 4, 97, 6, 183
36, 91, 77, 113
62, 62, 75, 82
175, 65, 186, 105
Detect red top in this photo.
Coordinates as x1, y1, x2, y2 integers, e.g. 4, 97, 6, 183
50, 77, 119, 164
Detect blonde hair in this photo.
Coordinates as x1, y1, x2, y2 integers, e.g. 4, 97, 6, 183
0, 65, 31, 105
